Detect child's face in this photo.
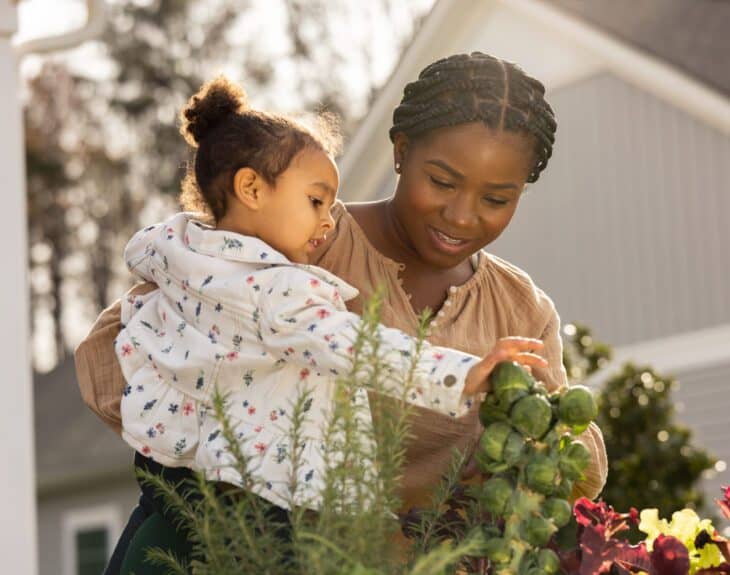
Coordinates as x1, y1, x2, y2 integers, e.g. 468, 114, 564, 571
259, 148, 339, 264
391, 122, 533, 269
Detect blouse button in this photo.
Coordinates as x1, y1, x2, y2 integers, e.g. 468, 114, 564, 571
437, 310, 445, 317
449, 286, 458, 293
444, 300, 452, 307
431, 321, 438, 328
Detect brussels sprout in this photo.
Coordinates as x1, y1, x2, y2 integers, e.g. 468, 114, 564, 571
481, 477, 513, 516
510, 395, 552, 438
559, 440, 592, 480
475, 449, 510, 474
502, 430, 526, 465
525, 456, 558, 495
479, 422, 513, 462
542, 497, 572, 528
521, 514, 557, 547
490, 361, 534, 407
482, 537, 512, 564
479, 397, 510, 426
553, 478, 573, 499
558, 385, 598, 429
537, 548, 561, 574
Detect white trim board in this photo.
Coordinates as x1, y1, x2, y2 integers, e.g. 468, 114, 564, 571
504, 0, 730, 134
584, 324, 730, 388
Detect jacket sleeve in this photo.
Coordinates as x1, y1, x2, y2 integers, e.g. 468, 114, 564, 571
74, 282, 158, 435
258, 271, 483, 417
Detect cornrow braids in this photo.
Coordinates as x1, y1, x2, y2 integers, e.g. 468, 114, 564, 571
390, 52, 557, 183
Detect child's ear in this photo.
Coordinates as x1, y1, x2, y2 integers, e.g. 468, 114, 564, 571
232, 167, 268, 210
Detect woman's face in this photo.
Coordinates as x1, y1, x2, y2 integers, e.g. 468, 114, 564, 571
392, 122, 534, 269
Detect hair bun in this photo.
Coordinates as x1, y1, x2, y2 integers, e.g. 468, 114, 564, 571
180, 76, 248, 146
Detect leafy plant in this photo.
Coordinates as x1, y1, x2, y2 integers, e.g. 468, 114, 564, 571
138, 290, 482, 574
563, 324, 717, 519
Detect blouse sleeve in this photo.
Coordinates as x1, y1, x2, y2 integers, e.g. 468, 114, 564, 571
259, 270, 483, 417
533, 296, 608, 500
74, 282, 158, 435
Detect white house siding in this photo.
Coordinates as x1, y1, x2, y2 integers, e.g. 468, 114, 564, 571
489, 72, 730, 347
670, 360, 730, 522
38, 476, 138, 575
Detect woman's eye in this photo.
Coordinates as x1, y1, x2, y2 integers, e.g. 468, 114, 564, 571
483, 196, 509, 206
309, 196, 323, 207
430, 176, 454, 189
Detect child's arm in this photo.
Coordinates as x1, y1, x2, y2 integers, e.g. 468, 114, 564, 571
259, 270, 541, 417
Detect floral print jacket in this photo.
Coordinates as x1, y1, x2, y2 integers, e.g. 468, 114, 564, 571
115, 213, 480, 510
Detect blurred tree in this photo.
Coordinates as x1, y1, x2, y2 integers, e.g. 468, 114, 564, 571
563, 325, 716, 518
25, 63, 128, 360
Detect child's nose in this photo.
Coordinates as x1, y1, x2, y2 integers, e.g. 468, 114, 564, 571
322, 211, 335, 234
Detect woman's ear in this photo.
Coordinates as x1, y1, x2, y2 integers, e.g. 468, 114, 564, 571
393, 133, 410, 173
232, 167, 266, 210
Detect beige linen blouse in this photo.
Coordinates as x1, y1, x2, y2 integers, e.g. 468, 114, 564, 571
75, 202, 608, 509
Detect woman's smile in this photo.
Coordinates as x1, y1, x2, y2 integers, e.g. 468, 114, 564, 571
426, 225, 473, 255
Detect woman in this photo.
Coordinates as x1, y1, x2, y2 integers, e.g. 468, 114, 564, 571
75, 52, 607, 573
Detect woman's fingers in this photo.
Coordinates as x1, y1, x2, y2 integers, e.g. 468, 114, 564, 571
494, 336, 544, 354
464, 339, 547, 395
512, 352, 548, 368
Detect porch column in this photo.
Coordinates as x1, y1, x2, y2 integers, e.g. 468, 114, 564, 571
0, 1, 37, 573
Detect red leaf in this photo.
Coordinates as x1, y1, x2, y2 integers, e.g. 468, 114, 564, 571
717, 485, 730, 520
650, 535, 690, 575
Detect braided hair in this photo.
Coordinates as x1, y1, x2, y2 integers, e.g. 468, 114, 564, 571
179, 76, 341, 222
390, 52, 556, 183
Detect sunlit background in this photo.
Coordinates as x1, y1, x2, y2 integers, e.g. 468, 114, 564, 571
3, 1, 728, 573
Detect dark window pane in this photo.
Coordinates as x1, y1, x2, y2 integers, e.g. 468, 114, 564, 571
76, 527, 108, 575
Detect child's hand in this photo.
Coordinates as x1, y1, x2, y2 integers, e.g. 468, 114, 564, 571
463, 337, 547, 396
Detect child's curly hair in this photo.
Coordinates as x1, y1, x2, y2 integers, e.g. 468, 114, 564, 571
179, 76, 341, 223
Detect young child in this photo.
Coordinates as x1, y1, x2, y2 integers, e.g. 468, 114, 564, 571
114, 76, 546, 514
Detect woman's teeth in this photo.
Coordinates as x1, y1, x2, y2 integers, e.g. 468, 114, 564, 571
435, 230, 467, 245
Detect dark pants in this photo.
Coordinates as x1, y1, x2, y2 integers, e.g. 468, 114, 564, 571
104, 452, 292, 575
104, 452, 197, 575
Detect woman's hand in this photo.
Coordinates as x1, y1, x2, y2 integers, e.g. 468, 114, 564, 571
463, 337, 547, 396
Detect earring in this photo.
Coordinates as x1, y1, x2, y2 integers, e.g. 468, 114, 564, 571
395, 162, 401, 173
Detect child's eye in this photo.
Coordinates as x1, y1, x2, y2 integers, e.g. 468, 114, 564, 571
309, 196, 323, 207
429, 176, 454, 189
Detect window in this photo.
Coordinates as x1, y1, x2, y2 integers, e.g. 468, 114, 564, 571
75, 527, 108, 575
62, 505, 121, 575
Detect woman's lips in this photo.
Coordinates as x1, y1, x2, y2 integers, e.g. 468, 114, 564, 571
426, 226, 472, 255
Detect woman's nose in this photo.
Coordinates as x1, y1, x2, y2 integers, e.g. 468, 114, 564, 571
442, 193, 477, 228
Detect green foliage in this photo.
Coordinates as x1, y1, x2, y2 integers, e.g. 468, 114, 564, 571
562, 324, 716, 519
596, 364, 716, 518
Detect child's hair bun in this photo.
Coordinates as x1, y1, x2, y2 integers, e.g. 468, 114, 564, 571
180, 76, 249, 147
